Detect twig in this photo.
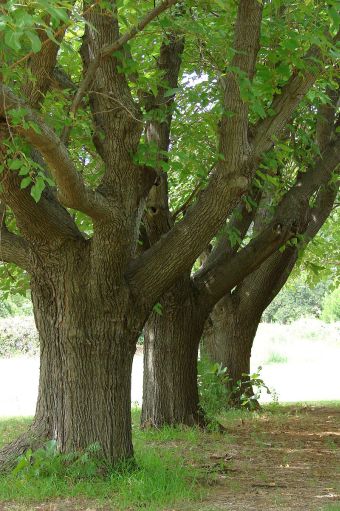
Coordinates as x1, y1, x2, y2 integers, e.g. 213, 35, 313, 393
69, 0, 179, 120
9, 1, 100, 69
172, 181, 203, 221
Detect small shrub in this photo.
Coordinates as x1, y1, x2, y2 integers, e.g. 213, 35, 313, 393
0, 316, 39, 357
13, 440, 106, 480
198, 357, 271, 416
197, 356, 230, 421
321, 288, 340, 323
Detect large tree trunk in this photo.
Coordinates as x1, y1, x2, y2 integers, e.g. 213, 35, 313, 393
203, 295, 260, 406
0, 241, 143, 470
141, 278, 206, 427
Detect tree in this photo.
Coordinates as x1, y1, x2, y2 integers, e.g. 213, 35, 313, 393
203, 92, 339, 403
0, 0, 338, 467
141, 0, 340, 423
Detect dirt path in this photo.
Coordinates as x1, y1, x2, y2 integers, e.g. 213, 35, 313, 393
195, 406, 340, 511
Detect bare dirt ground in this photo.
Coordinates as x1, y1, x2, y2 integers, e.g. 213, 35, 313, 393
1, 406, 339, 511
194, 405, 340, 511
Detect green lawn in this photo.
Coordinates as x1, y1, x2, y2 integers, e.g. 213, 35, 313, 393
0, 409, 206, 510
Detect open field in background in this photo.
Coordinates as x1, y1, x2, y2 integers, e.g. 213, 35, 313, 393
251, 319, 340, 403
0, 317, 339, 417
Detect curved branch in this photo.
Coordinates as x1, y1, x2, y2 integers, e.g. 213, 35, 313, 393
0, 228, 30, 270
0, 84, 109, 218
195, 221, 292, 306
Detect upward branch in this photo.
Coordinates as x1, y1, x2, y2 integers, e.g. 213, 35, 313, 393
144, 31, 185, 245
219, 0, 263, 167
127, 0, 264, 305
71, 0, 180, 119
252, 32, 339, 156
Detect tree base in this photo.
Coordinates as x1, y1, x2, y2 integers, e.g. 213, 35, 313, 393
0, 419, 49, 473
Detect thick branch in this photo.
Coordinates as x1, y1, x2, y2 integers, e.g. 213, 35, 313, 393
71, 0, 180, 118
305, 184, 338, 241
195, 221, 293, 306
0, 227, 30, 270
195, 136, 340, 304
127, 1, 263, 304
236, 184, 338, 318
22, 26, 66, 109
144, 32, 185, 245
0, 85, 109, 218
219, 0, 263, 168
252, 38, 338, 156
202, 187, 262, 273
126, 11, 336, 307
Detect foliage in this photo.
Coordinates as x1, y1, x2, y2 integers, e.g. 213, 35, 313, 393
198, 357, 230, 421
0, 292, 32, 318
262, 277, 329, 324
321, 287, 340, 323
294, 208, 340, 289
0, 263, 30, 298
0, 316, 38, 357
197, 357, 271, 417
236, 367, 271, 410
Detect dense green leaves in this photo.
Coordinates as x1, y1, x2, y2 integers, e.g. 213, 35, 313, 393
0, 0, 339, 295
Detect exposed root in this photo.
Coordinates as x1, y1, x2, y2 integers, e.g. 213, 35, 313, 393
0, 419, 49, 474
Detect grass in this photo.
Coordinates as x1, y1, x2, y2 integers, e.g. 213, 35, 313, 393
0, 417, 32, 448
0, 409, 206, 510
265, 351, 288, 364
1, 403, 340, 510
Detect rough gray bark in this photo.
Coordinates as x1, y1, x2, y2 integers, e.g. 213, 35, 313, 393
142, 278, 206, 427
203, 295, 258, 384
0, 240, 145, 470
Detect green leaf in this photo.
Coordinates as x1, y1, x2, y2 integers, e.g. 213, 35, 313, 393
4, 30, 23, 51
153, 303, 163, 316
164, 87, 180, 98
26, 31, 42, 53
8, 159, 23, 170
20, 176, 32, 189
30, 178, 46, 202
